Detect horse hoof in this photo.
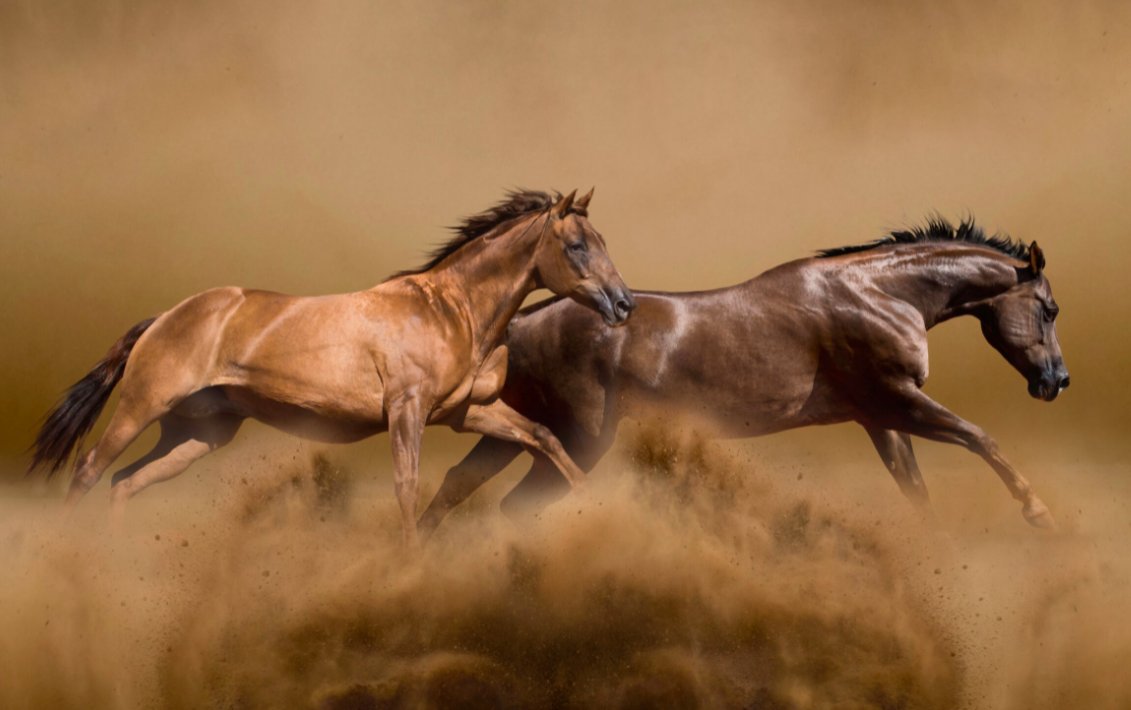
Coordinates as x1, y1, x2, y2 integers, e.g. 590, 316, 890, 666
1022, 500, 1056, 530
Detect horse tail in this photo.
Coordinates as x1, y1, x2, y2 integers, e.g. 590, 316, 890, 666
28, 317, 158, 477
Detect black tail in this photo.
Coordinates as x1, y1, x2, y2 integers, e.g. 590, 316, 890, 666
28, 317, 157, 477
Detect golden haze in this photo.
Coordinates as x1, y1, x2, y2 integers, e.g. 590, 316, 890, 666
1, 2, 1129, 708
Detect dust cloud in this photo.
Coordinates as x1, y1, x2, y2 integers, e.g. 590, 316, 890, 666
0, 444, 959, 709
2, 436, 1129, 709
3, 1, 1131, 708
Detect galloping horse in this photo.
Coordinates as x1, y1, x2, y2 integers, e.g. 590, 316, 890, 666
420, 218, 1068, 534
30, 188, 636, 545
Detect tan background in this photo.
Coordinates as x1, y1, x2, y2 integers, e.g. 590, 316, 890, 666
3, 1, 1128, 473
2, 3, 1131, 708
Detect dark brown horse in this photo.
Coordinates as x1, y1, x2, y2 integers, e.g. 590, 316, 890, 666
420, 218, 1068, 534
29, 188, 635, 545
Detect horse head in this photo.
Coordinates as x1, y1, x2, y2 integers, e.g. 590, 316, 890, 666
533, 188, 635, 326
978, 243, 1070, 401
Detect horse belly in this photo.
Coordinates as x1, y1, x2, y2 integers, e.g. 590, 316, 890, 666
634, 389, 808, 438
220, 385, 386, 443
625, 352, 850, 438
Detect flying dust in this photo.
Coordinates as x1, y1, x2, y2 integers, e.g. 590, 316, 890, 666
3, 1, 1131, 708
1, 433, 1129, 709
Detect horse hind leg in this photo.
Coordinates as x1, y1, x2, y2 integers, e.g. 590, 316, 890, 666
500, 424, 612, 522
64, 404, 158, 511
63, 373, 206, 511
500, 455, 567, 524
864, 426, 930, 506
417, 436, 523, 538
109, 412, 243, 520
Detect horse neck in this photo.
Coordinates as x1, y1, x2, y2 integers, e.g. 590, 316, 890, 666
432, 214, 546, 353
866, 246, 1021, 328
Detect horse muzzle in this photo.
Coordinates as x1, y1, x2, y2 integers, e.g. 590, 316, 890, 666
596, 286, 636, 326
1028, 372, 1070, 402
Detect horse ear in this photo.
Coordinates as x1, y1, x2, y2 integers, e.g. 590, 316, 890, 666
550, 189, 577, 218
575, 186, 594, 211
1029, 241, 1045, 275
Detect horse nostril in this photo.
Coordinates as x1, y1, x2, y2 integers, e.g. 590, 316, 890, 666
1059, 375, 1070, 390
613, 294, 634, 320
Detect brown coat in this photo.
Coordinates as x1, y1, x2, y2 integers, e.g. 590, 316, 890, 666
31, 188, 635, 545
421, 218, 1067, 533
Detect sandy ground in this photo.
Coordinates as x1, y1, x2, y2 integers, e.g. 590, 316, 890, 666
1, 429, 1128, 709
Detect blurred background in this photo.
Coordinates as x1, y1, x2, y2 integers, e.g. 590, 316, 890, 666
4, 4, 1131, 707
1, 0, 1128, 515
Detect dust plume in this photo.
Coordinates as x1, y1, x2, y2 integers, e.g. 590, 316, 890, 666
2, 435, 1129, 709
1, 444, 961, 709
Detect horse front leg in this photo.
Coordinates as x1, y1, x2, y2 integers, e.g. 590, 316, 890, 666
388, 393, 426, 548
455, 400, 589, 492
880, 386, 1055, 529
863, 425, 930, 506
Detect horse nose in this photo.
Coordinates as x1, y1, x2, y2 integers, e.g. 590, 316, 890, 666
613, 290, 635, 321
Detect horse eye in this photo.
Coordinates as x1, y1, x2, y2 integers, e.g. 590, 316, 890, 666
1043, 306, 1058, 322
568, 241, 587, 254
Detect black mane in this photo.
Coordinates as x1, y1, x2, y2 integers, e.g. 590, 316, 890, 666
817, 215, 1030, 261
393, 189, 560, 277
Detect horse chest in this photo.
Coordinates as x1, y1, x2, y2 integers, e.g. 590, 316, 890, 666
429, 345, 509, 421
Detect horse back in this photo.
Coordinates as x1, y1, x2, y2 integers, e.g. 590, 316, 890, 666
122, 288, 389, 419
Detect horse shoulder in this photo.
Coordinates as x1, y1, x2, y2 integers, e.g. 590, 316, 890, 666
424, 346, 502, 421
844, 288, 930, 386
468, 344, 508, 403
364, 282, 495, 417
614, 295, 691, 387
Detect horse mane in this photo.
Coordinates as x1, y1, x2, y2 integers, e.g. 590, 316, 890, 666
817, 215, 1031, 261
392, 189, 562, 278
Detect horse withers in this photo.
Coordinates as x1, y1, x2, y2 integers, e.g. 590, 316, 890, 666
420, 217, 1068, 533
30, 188, 635, 546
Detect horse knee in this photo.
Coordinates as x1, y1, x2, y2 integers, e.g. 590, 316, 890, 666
72, 472, 99, 493
530, 424, 562, 453
71, 452, 101, 491
959, 427, 994, 455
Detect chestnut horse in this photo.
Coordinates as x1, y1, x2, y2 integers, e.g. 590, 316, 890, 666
30, 188, 635, 545
420, 218, 1068, 534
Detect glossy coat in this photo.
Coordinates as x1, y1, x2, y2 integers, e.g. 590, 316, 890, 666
32, 188, 634, 545
421, 226, 1067, 534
